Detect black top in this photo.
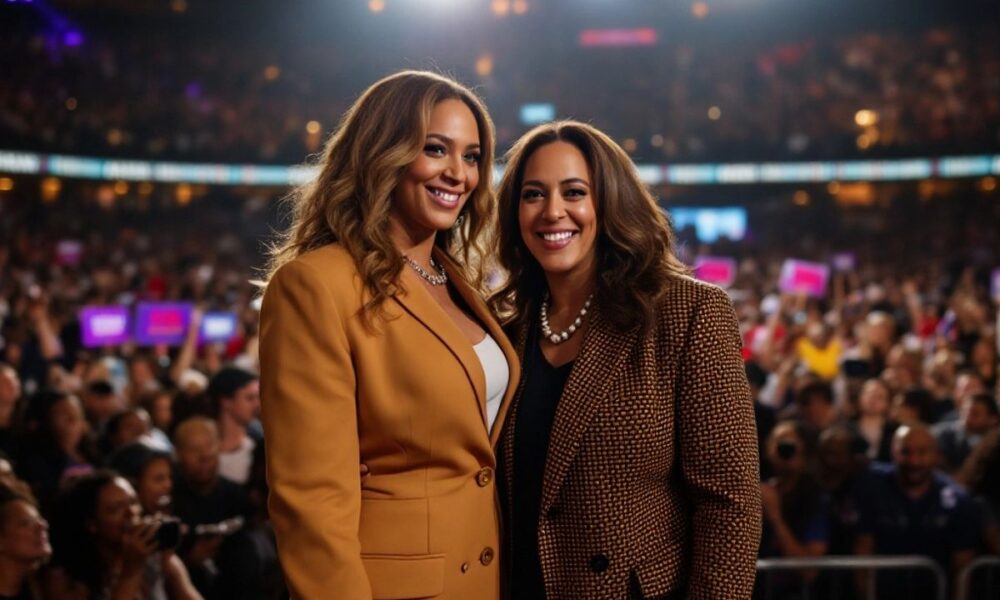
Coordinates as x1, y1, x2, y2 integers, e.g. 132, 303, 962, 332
509, 328, 574, 600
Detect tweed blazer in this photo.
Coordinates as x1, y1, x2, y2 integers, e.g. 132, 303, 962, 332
260, 244, 520, 600
498, 277, 761, 600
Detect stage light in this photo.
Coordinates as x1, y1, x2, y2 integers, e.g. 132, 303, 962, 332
691, 2, 709, 20
65, 97, 77, 111
623, 138, 637, 153
176, 184, 193, 206
63, 31, 83, 47
856, 132, 874, 150
305, 120, 322, 135
0, 178, 13, 192
708, 106, 721, 120
264, 65, 281, 81
793, 190, 810, 206
854, 109, 878, 127
475, 54, 494, 77
41, 177, 61, 202
491, 0, 510, 17
826, 181, 841, 195
96, 184, 114, 208
113, 181, 128, 196
918, 180, 935, 201
170, 0, 188, 14
106, 129, 123, 146
369, 0, 385, 13
981, 177, 997, 192
513, 0, 528, 15
650, 134, 664, 147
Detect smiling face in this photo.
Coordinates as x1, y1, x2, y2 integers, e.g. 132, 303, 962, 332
136, 457, 173, 515
518, 141, 599, 281
89, 478, 141, 548
892, 426, 937, 490
388, 98, 482, 246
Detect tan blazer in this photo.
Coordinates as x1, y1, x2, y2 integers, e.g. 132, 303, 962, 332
259, 243, 520, 600
498, 277, 761, 600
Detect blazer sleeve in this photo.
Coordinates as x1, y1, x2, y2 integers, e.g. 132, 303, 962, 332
676, 285, 762, 600
259, 259, 371, 600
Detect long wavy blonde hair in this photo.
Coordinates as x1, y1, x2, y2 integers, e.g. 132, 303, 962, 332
488, 121, 689, 333
264, 71, 496, 323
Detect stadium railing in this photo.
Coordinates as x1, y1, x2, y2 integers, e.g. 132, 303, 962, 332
756, 555, 947, 600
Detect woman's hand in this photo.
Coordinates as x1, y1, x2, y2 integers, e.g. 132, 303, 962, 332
121, 518, 159, 573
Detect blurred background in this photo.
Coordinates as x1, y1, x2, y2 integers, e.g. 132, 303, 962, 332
0, 1, 999, 599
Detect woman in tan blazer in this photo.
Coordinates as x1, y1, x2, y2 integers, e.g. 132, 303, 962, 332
259, 71, 520, 600
489, 121, 762, 599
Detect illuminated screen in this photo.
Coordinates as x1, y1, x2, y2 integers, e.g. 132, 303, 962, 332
80, 306, 130, 348
579, 28, 657, 48
519, 103, 556, 125
668, 207, 747, 243
134, 302, 194, 346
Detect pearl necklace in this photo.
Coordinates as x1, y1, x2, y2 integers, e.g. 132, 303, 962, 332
403, 255, 448, 286
540, 293, 593, 344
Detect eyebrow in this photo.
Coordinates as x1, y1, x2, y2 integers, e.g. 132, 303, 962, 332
522, 177, 591, 188
427, 133, 480, 151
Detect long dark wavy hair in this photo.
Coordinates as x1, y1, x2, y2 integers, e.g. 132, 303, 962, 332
49, 470, 121, 595
488, 120, 688, 333
263, 70, 496, 325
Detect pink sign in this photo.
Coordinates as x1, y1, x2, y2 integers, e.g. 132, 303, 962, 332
779, 259, 830, 298
579, 28, 657, 47
694, 257, 737, 288
134, 302, 193, 346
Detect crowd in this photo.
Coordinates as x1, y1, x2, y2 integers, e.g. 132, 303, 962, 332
2, 8, 1000, 595
1, 17, 999, 164
0, 179, 996, 598
0, 190, 276, 599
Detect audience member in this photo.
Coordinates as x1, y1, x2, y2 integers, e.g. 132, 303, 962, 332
207, 368, 260, 486
0, 485, 49, 600
853, 425, 979, 599
46, 470, 202, 600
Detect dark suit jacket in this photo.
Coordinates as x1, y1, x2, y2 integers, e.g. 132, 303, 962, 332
498, 277, 761, 600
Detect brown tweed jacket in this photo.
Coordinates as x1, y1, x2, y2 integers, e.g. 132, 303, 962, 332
498, 277, 762, 600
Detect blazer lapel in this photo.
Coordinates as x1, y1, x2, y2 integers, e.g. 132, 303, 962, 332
432, 249, 522, 443
539, 310, 639, 515
392, 253, 486, 424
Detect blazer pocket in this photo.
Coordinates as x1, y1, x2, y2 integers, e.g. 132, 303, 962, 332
359, 497, 430, 555
629, 547, 684, 600
362, 553, 446, 600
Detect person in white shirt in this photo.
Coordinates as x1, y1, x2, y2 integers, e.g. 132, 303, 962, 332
208, 368, 260, 486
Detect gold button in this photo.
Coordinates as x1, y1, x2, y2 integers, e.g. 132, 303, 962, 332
460, 562, 470, 573
479, 547, 494, 566
476, 467, 494, 487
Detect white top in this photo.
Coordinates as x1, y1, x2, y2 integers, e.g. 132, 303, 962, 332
218, 435, 256, 485
473, 333, 509, 434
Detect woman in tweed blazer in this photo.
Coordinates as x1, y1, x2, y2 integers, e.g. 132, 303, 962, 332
489, 121, 762, 600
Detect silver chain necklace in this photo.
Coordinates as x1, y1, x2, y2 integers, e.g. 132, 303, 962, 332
540, 293, 593, 344
403, 255, 448, 286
